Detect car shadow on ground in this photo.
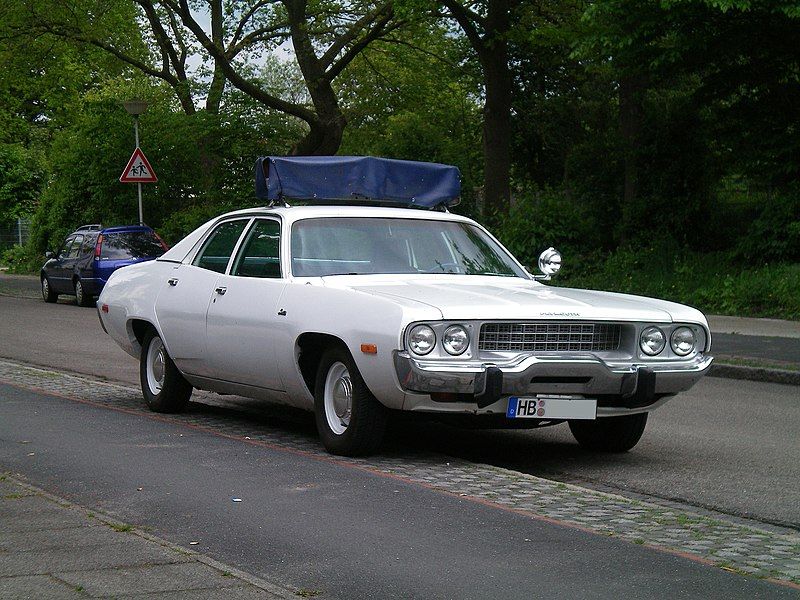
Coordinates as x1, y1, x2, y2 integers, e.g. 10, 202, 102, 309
181, 394, 646, 479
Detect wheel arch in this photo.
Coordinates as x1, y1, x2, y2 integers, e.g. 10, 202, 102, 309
127, 318, 159, 357
296, 332, 350, 399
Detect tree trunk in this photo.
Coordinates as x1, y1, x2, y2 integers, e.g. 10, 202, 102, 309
619, 74, 645, 241
284, 0, 347, 155
205, 0, 225, 113
481, 44, 512, 217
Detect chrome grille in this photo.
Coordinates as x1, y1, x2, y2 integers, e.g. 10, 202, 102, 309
479, 322, 622, 352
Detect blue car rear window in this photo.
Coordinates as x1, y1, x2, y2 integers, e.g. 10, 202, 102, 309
100, 231, 165, 260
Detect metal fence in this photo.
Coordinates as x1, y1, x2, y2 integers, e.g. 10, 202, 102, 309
0, 218, 31, 251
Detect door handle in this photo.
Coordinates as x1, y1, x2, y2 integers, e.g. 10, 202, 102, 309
167, 278, 178, 286
215, 287, 227, 295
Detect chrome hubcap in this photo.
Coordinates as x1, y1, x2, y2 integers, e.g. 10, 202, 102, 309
324, 362, 352, 435
146, 337, 166, 395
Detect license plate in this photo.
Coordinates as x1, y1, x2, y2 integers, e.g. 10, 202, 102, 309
507, 395, 597, 420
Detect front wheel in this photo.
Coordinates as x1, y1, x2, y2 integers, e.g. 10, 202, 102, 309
314, 346, 388, 456
569, 413, 648, 452
140, 329, 192, 413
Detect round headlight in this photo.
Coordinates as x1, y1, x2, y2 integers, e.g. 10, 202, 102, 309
443, 325, 469, 355
640, 326, 666, 356
408, 325, 436, 355
671, 326, 696, 356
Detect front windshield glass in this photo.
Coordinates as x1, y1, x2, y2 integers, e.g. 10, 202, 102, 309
291, 217, 527, 278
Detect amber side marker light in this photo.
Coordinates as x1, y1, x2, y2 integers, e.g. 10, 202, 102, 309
360, 344, 377, 354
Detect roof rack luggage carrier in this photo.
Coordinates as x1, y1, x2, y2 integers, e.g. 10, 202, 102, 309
254, 156, 461, 208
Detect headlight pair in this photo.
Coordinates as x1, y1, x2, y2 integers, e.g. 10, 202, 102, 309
408, 324, 469, 356
640, 326, 697, 357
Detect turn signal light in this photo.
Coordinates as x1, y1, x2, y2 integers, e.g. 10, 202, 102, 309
360, 344, 377, 354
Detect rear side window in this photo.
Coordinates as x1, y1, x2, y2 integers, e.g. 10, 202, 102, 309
231, 219, 281, 278
67, 235, 84, 259
99, 231, 166, 260
193, 220, 248, 273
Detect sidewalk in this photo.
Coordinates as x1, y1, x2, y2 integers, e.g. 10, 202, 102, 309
0, 474, 297, 599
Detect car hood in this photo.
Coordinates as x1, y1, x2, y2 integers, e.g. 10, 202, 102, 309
326, 275, 707, 325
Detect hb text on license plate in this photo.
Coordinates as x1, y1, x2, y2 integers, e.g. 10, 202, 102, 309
507, 396, 597, 420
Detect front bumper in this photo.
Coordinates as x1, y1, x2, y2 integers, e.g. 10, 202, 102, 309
394, 351, 713, 410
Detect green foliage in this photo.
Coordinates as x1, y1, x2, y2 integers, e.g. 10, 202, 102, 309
558, 245, 800, 320
27, 78, 303, 252
734, 188, 800, 263
0, 244, 43, 274
492, 187, 593, 267
0, 144, 45, 226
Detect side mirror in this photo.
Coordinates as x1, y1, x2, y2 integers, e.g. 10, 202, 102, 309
533, 247, 562, 281
45, 251, 54, 259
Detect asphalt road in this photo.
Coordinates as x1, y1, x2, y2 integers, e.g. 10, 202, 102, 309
0, 293, 798, 529
1, 384, 794, 600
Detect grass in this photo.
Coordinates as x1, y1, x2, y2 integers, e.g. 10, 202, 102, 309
109, 523, 133, 533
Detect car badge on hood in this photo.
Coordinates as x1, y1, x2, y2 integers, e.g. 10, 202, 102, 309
540, 312, 581, 317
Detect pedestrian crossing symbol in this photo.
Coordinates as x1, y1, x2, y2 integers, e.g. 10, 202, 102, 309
120, 147, 158, 183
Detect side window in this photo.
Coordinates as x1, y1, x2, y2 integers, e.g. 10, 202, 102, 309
64, 235, 84, 259
192, 220, 248, 273
231, 220, 281, 279
80, 234, 97, 257
58, 236, 76, 259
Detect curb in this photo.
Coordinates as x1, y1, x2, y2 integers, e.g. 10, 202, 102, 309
709, 363, 800, 386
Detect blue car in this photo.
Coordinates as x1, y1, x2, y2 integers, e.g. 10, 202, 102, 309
41, 224, 168, 306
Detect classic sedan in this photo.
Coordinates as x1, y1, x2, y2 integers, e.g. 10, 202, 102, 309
98, 200, 712, 456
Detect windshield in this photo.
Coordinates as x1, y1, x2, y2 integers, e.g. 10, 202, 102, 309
291, 217, 527, 278
100, 231, 166, 260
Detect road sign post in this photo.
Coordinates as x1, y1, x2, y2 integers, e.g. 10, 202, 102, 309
121, 100, 153, 225
120, 143, 157, 226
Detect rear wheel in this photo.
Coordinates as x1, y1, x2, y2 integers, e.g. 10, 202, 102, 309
314, 346, 387, 456
74, 279, 93, 307
140, 328, 192, 413
569, 413, 648, 452
41, 276, 58, 303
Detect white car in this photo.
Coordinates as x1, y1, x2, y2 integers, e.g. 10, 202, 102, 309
98, 157, 712, 456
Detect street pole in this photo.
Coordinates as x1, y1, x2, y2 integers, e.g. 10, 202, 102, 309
134, 115, 143, 225
122, 100, 149, 226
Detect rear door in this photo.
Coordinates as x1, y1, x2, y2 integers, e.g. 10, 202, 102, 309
155, 219, 249, 377
205, 218, 286, 390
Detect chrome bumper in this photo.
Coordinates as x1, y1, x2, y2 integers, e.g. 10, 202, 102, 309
394, 352, 713, 407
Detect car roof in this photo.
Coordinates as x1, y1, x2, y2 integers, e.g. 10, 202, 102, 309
99, 225, 155, 234
158, 205, 479, 264
219, 204, 476, 225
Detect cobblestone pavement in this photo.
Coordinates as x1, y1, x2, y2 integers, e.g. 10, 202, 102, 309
1, 359, 798, 590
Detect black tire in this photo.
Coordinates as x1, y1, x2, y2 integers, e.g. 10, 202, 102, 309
41, 275, 58, 303
314, 345, 388, 456
74, 279, 94, 307
140, 328, 192, 413
569, 412, 648, 452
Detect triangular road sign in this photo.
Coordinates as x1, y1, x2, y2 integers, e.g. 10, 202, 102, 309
120, 147, 158, 183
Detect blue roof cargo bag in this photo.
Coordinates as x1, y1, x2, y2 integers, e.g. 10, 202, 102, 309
255, 156, 461, 208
